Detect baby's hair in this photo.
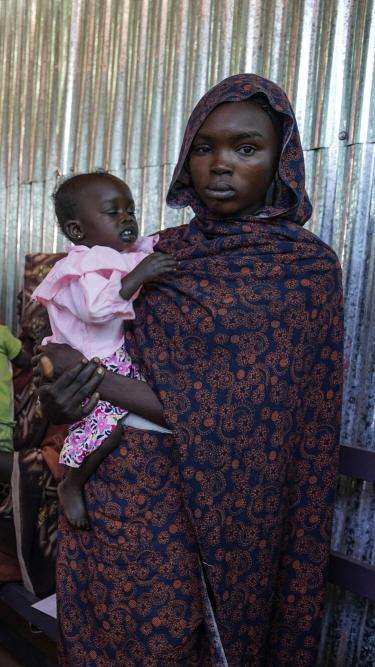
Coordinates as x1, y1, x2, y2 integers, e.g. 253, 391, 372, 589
53, 169, 110, 234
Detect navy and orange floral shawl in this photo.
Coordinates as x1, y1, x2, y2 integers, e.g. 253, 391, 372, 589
57, 75, 343, 667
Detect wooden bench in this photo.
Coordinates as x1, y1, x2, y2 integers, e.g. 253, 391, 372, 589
329, 444, 375, 601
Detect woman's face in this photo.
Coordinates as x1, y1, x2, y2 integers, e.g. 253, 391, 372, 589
188, 100, 279, 217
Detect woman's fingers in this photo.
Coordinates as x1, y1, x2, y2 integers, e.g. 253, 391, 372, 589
70, 366, 105, 403
53, 359, 91, 391
39, 355, 54, 380
32, 349, 54, 387
38, 360, 104, 423
81, 392, 101, 417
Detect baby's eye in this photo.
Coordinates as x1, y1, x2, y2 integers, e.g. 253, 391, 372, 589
104, 210, 118, 215
238, 145, 256, 155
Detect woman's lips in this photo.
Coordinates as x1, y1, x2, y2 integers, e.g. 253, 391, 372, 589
205, 185, 236, 200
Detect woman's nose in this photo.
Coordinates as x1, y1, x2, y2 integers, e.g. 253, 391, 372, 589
210, 153, 233, 174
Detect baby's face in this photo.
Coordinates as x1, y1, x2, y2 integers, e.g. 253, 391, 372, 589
75, 175, 139, 251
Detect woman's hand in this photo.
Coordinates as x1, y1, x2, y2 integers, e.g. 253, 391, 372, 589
37, 360, 105, 425
32, 343, 83, 384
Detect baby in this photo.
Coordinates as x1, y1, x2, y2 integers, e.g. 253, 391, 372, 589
33, 171, 175, 528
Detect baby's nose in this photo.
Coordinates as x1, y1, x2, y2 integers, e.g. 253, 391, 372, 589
120, 210, 133, 221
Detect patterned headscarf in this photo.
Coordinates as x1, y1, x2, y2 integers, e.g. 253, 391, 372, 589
167, 73, 312, 226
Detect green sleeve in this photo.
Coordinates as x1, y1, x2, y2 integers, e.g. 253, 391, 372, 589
0, 325, 22, 360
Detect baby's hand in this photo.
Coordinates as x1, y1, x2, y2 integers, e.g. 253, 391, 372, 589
119, 253, 178, 300
135, 252, 177, 283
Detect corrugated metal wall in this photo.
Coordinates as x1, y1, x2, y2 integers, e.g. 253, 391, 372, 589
0, 0, 374, 662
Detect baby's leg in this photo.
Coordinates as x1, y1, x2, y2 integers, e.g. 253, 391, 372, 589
58, 420, 124, 529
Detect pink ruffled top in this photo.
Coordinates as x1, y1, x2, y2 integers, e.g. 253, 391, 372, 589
32, 235, 158, 359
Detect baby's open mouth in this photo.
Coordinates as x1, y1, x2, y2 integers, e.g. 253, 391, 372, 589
119, 225, 138, 242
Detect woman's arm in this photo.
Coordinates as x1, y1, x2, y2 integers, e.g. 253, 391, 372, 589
35, 343, 165, 426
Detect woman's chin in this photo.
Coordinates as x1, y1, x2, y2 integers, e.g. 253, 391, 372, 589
205, 200, 241, 217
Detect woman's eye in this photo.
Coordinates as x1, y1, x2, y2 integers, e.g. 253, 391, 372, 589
238, 145, 256, 155
192, 145, 211, 154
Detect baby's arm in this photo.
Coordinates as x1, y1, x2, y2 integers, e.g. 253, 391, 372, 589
119, 252, 177, 301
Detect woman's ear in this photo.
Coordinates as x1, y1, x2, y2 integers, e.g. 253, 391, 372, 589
62, 220, 84, 243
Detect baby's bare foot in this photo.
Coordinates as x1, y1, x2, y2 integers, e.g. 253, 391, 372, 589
58, 478, 90, 530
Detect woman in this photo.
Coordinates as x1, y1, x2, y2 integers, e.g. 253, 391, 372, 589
37, 74, 343, 666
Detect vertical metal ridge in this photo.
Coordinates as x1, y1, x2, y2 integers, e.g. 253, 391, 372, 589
0, 2, 374, 661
